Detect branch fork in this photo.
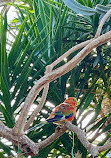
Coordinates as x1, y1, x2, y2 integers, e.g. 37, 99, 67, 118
0, 121, 111, 156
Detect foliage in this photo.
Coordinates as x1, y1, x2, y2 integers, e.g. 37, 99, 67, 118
0, 0, 111, 157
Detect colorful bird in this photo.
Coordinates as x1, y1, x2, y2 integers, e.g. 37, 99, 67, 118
26, 97, 77, 133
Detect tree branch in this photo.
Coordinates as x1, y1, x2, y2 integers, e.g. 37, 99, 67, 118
24, 39, 94, 131
65, 122, 99, 156
1, 121, 111, 156
14, 30, 111, 135
95, 9, 111, 38
24, 66, 52, 131
98, 142, 111, 152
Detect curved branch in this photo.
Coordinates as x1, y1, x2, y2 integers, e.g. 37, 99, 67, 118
65, 122, 99, 156
50, 39, 93, 68
13, 30, 111, 135
24, 66, 52, 131
98, 142, 111, 152
13, 39, 93, 134
24, 84, 49, 131
24, 39, 94, 131
95, 9, 111, 38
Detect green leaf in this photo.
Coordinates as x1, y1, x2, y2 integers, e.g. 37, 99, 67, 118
84, 97, 103, 128
0, 103, 14, 128
86, 0, 93, 8
12, 66, 33, 111
33, 0, 45, 44
44, 0, 62, 6
8, 14, 28, 67
82, 93, 94, 111
98, 135, 110, 146
49, 6, 53, 58
101, 149, 111, 158
62, 0, 95, 15
77, 69, 105, 113
0, 152, 6, 158
95, 98, 103, 117
38, 0, 48, 34
94, 0, 104, 5
0, 75, 12, 115
54, 6, 68, 40
102, 0, 110, 5
77, 0, 86, 6
0, 141, 13, 156
12, 52, 33, 98
11, 32, 34, 85
102, 123, 111, 133
0, 13, 10, 90
88, 117, 107, 132
93, 54, 100, 68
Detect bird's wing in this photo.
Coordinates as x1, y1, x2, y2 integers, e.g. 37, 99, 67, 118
47, 110, 64, 123
47, 103, 74, 123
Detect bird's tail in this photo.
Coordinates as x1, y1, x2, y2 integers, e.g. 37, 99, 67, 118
26, 121, 47, 133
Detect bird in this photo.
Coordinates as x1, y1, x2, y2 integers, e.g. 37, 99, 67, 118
26, 97, 77, 133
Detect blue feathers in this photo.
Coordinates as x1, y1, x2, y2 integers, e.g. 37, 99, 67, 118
47, 115, 63, 123
26, 121, 47, 133
65, 113, 73, 119
47, 113, 74, 123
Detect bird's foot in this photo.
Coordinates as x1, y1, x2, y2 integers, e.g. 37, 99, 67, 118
55, 126, 62, 132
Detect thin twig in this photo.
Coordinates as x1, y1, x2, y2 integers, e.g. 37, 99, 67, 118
24, 66, 52, 131
50, 39, 93, 68
95, 9, 111, 38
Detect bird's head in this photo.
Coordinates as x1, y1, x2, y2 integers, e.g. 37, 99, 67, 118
64, 97, 77, 106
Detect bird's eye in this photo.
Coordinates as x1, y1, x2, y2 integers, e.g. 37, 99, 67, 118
73, 98, 77, 102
